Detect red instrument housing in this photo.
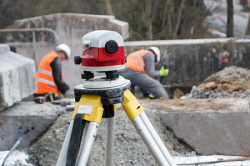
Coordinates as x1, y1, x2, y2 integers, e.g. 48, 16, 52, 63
81, 46, 126, 67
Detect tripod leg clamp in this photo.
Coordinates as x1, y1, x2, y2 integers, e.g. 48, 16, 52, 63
122, 89, 144, 120
72, 94, 104, 124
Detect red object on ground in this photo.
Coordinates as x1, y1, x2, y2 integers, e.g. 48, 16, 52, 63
221, 54, 229, 63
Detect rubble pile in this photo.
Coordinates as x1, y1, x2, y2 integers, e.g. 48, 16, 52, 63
186, 66, 250, 99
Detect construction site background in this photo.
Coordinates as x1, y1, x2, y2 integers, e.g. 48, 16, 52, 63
1, 0, 250, 165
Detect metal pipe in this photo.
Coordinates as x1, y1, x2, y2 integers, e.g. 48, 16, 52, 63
77, 122, 99, 166
131, 116, 169, 166
77, 123, 93, 166
0, 28, 59, 46
32, 31, 38, 70
105, 114, 116, 166
56, 120, 74, 166
5, 43, 33, 46
140, 112, 177, 166
0, 28, 59, 71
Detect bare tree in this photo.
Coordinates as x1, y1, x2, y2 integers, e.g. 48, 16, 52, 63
226, 0, 234, 37
173, 0, 186, 39
144, 0, 152, 39
104, 0, 113, 15
142, 0, 160, 40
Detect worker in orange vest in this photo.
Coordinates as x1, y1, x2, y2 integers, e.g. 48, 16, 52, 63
119, 47, 169, 99
34, 44, 71, 102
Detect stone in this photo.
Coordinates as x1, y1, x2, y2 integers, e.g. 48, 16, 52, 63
173, 88, 184, 99
220, 79, 230, 83
205, 82, 218, 89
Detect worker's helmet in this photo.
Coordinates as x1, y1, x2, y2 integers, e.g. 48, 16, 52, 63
56, 44, 71, 58
148, 47, 160, 63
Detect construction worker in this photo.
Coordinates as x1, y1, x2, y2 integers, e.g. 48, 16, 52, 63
34, 44, 71, 102
119, 47, 169, 99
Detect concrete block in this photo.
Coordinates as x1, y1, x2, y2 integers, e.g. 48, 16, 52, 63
0, 102, 66, 151
139, 99, 250, 156
0, 44, 36, 111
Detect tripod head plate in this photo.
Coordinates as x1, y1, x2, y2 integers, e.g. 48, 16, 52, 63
83, 76, 129, 89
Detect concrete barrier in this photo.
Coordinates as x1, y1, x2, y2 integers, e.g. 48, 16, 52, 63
0, 102, 66, 151
0, 44, 36, 111
139, 98, 250, 156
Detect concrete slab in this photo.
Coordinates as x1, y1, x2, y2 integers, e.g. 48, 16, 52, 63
0, 102, 66, 151
139, 99, 250, 156
0, 44, 36, 110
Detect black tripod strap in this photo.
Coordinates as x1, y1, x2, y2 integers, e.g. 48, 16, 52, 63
66, 114, 86, 166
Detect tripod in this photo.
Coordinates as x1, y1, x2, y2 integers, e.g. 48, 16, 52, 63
56, 72, 176, 166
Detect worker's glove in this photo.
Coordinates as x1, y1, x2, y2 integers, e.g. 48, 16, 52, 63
160, 66, 169, 76
147, 94, 155, 99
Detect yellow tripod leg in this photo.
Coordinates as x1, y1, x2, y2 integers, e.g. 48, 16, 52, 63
71, 94, 105, 166
122, 89, 176, 166
57, 94, 104, 166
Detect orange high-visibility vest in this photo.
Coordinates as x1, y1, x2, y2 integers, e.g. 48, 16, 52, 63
125, 50, 154, 74
35, 51, 63, 94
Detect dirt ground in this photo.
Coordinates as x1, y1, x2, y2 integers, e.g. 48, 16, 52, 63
139, 98, 249, 113
25, 104, 191, 166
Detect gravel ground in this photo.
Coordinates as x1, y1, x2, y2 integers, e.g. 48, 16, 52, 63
189, 88, 250, 99
25, 104, 191, 166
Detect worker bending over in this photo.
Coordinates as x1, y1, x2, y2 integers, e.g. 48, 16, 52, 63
34, 44, 71, 101
119, 47, 169, 99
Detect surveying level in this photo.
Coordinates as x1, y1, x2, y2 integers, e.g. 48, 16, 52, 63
56, 30, 177, 166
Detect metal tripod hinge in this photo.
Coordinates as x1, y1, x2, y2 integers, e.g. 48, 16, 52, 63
56, 79, 176, 166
